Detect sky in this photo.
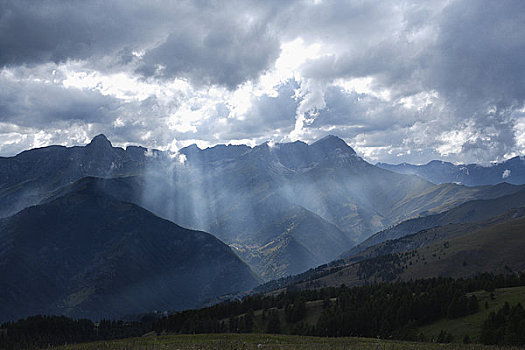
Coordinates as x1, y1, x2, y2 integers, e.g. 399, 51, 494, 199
0, 0, 524, 164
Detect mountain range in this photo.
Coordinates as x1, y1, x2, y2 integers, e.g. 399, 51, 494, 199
1, 134, 524, 321
377, 157, 525, 186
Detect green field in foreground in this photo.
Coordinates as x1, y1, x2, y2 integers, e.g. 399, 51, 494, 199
48, 333, 525, 350
418, 285, 525, 342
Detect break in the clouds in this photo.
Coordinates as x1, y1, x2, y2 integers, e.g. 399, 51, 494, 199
0, 0, 524, 164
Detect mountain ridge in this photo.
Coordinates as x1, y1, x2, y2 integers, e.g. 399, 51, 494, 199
261, 208, 525, 293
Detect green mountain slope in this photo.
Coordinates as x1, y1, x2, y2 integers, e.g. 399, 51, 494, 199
417, 286, 525, 343
265, 208, 525, 292
401, 216, 525, 280
347, 208, 525, 264
345, 187, 525, 257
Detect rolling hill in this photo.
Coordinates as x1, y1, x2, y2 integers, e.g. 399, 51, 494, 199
345, 187, 525, 257
259, 205, 525, 293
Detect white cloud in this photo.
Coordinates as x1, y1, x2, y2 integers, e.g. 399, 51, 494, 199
177, 153, 187, 164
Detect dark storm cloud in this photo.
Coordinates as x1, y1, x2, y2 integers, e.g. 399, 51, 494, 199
292, 0, 525, 105
423, 0, 525, 161
244, 81, 299, 131
137, 23, 280, 89
430, 0, 525, 108
283, 0, 525, 163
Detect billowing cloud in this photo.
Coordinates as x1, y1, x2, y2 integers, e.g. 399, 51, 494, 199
0, 69, 119, 127
0, 0, 523, 164
137, 13, 280, 88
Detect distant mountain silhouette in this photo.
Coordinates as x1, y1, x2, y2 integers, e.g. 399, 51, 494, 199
377, 157, 525, 186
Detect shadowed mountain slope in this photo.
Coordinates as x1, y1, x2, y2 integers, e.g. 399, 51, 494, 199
0, 181, 259, 322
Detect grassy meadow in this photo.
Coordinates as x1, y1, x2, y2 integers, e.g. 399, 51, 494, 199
47, 333, 525, 350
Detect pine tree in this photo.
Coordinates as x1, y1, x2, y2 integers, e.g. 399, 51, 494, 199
266, 310, 281, 334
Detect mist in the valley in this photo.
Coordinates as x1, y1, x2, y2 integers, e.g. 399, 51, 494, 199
133, 138, 421, 279
139, 144, 281, 245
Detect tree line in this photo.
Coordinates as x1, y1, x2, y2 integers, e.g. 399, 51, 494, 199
0, 316, 151, 350
480, 301, 525, 345
1, 273, 525, 349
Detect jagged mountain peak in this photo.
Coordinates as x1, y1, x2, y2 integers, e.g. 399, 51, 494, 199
179, 144, 202, 156
310, 135, 356, 155
182, 143, 201, 151
87, 134, 112, 147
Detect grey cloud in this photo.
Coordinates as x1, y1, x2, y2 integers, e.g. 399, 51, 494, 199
0, 0, 284, 88
137, 26, 279, 89
422, 0, 525, 162
245, 80, 298, 129
216, 81, 298, 140
161, 81, 299, 144
285, 1, 524, 163
0, 0, 164, 67
137, 7, 280, 88
311, 87, 372, 128
429, 0, 525, 109
277, 0, 402, 48
0, 76, 119, 127
309, 86, 422, 137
